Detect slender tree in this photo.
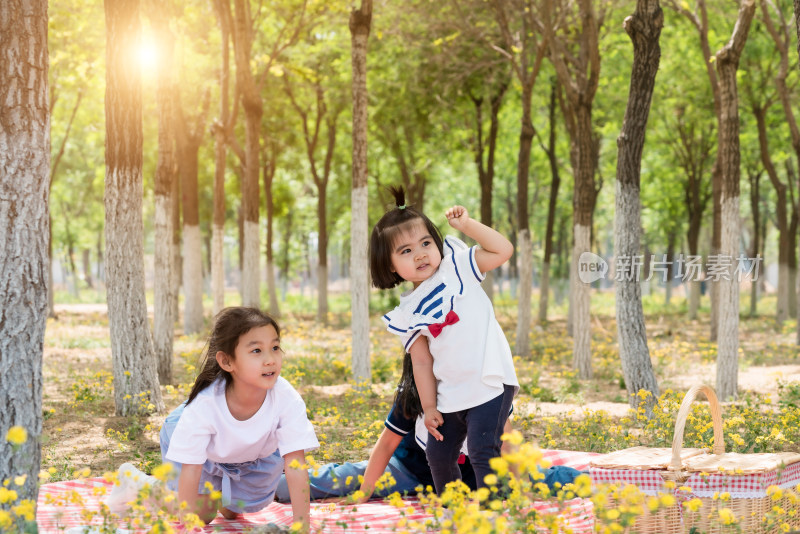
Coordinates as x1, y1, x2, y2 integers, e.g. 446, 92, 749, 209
284, 63, 345, 325
491, 0, 549, 358
152, 14, 178, 384
230, 0, 262, 307
741, 47, 793, 324
439, 0, 511, 301
664, 0, 731, 340
210, 0, 236, 315
661, 104, 714, 319
104, 0, 164, 416
263, 139, 281, 316
175, 90, 210, 334
762, 0, 800, 321
615, 0, 662, 410
538, 80, 561, 323
745, 163, 763, 316
170, 147, 181, 321
795, 0, 800, 343
350, 0, 372, 384
715, 0, 756, 400
221, 0, 309, 307
48, 90, 83, 319
543, 0, 604, 378
0, 0, 49, 503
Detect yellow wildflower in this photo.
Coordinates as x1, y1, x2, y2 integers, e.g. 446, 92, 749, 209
6, 426, 27, 445
0, 510, 13, 529
152, 463, 174, 482
718, 507, 737, 525
683, 498, 703, 512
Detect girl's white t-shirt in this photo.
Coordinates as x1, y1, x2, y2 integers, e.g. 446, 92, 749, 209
165, 376, 319, 465
382, 236, 519, 413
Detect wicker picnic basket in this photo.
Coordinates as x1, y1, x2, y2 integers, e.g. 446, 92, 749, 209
589, 384, 800, 533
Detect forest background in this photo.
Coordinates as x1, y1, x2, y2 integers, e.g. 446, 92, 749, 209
4, 0, 800, 522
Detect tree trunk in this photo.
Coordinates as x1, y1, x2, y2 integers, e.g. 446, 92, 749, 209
784, 162, 799, 320
795, 0, 800, 342
789, 223, 798, 319
231, 0, 262, 308
82, 249, 94, 289
615, 0, 662, 410
282, 209, 294, 300
96, 232, 104, 283
761, 0, 800, 319
491, 0, 548, 355
284, 77, 342, 326
747, 169, 761, 316
715, 0, 755, 401
171, 159, 181, 322
49, 88, 83, 318
0, 0, 49, 503
49, 228, 57, 319
545, 0, 602, 377
104, 0, 164, 416
176, 93, 208, 334
572, 224, 592, 379
539, 81, 561, 323
514, 83, 534, 358
666, 0, 724, 340
153, 18, 177, 384
687, 205, 703, 319
709, 167, 721, 341
572, 103, 598, 379
472, 94, 494, 301
671, 111, 713, 321
473, 78, 508, 304
211, 0, 231, 316
182, 224, 204, 330
264, 151, 280, 317
317, 186, 329, 323
666, 241, 675, 304
350, 0, 372, 384
753, 106, 790, 324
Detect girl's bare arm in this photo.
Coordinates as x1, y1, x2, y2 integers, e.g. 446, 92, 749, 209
408, 336, 443, 441
176, 463, 217, 524
358, 428, 404, 500
283, 449, 310, 530
445, 205, 513, 274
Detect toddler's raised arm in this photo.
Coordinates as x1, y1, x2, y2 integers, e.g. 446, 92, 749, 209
445, 205, 513, 274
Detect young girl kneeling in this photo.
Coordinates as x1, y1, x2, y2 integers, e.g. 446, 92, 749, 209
159, 307, 318, 527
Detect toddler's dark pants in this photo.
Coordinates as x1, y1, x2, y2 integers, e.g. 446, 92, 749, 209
426, 384, 515, 494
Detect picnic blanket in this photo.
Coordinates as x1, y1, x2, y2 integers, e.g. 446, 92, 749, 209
35, 450, 600, 534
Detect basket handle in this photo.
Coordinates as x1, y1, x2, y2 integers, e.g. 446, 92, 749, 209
669, 384, 725, 471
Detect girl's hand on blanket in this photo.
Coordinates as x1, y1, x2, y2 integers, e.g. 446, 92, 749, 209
445, 205, 470, 232
425, 409, 444, 441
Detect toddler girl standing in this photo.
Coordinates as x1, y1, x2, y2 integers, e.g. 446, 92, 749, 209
369, 187, 518, 494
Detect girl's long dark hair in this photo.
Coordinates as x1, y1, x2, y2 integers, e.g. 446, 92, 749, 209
394, 353, 423, 420
186, 307, 280, 405
369, 186, 444, 289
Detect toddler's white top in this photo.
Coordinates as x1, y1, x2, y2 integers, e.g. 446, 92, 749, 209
166, 377, 319, 465
382, 236, 519, 413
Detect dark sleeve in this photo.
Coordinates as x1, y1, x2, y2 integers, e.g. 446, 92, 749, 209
384, 403, 415, 438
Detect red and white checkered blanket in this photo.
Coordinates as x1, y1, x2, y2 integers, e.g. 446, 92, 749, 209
590, 459, 800, 499
35, 450, 600, 534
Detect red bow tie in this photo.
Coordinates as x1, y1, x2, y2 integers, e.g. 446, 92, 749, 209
428, 310, 460, 338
